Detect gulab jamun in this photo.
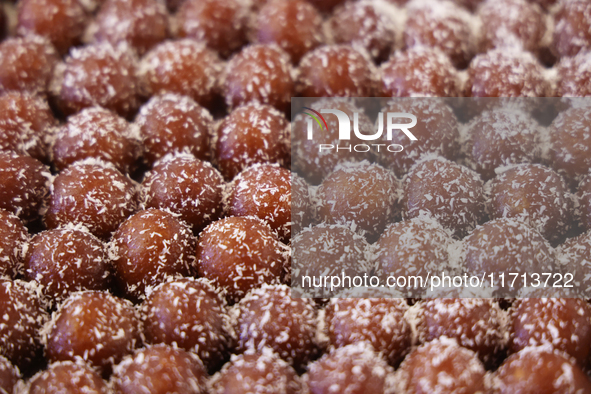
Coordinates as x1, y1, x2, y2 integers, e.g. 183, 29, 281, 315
405, 0, 477, 69
110, 208, 195, 302
324, 297, 412, 366
196, 217, 287, 303
0, 279, 48, 371
223, 44, 294, 112
396, 338, 489, 394
0, 91, 57, 163
379, 46, 459, 97
44, 290, 142, 375
134, 93, 213, 166
579, 174, 591, 232
0, 151, 51, 224
232, 284, 319, 371
327, 1, 397, 63
215, 103, 289, 180
548, 107, 591, 188
296, 45, 377, 97
176, 0, 248, 58
23, 227, 111, 305
316, 161, 400, 242
142, 278, 233, 372
111, 344, 208, 394
209, 349, 303, 394
553, 0, 591, 58
45, 159, 139, 240
138, 39, 222, 109
464, 108, 540, 181
0, 35, 59, 96
27, 361, 110, 394
225, 164, 291, 242
253, 0, 324, 64
141, 153, 224, 233
0, 355, 20, 394
402, 157, 486, 238
16, 0, 87, 55
93, 0, 170, 56
0, 209, 28, 279
306, 341, 395, 394
52, 107, 142, 174
555, 51, 591, 97
486, 164, 574, 245
558, 230, 591, 295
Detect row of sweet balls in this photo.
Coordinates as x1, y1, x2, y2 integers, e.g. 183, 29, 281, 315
1, 28, 591, 126
2, 278, 591, 393
1, 0, 589, 68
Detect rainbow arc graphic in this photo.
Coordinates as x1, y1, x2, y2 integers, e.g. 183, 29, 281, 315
302, 107, 328, 131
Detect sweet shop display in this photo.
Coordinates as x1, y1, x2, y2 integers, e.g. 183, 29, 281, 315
0, 0, 590, 392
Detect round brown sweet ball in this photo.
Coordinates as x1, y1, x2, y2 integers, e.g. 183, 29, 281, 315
135, 94, 212, 166
196, 217, 287, 303
416, 298, 508, 368
225, 164, 291, 242
380, 46, 459, 97
316, 161, 400, 243
0, 210, 28, 279
493, 346, 591, 393
555, 52, 591, 96
404, 0, 477, 69
0, 151, 51, 224
176, 0, 248, 58
548, 107, 591, 188
402, 157, 486, 238
296, 45, 377, 97
487, 164, 574, 245
306, 342, 395, 394
291, 173, 312, 236
215, 103, 289, 180
291, 98, 374, 185
16, 0, 87, 55
232, 284, 319, 371
52, 107, 142, 174
253, 0, 324, 64
292, 224, 371, 297
53, 42, 141, 118
27, 361, 110, 394
45, 291, 142, 375
23, 228, 111, 306
142, 153, 224, 233
0, 92, 57, 163
463, 218, 556, 287
223, 44, 294, 113
327, 1, 397, 63
558, 230, 591, 295
374, 216, 455, 296
45, 160, 139, 240
110, 209, 195, 302
0, 279, 48, 371
510, 298, 591, 367
0, 355, 20, 394
478, 0, 547, 54
553, 0, 591, 58
93, 0, 170, 56
138, 39, 223, 109
465, 48, 551, 97
142, 278, 233, 372
397, 338, 488, 394
324, 298, 411, 366
0, 35, 59, 96
464, 109, 540, 181
111, 344, 208, 394
210, 349, 303, 394
375, 99, 460, 178
579, 174, 591, 232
